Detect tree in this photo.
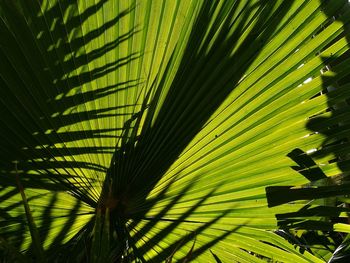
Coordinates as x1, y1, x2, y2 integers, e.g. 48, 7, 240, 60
1, 0, 350, 262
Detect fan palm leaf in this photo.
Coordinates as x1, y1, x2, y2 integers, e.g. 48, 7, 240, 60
1, 0, 350, 262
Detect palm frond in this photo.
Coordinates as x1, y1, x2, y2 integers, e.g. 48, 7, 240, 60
1, 0, 350, 262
